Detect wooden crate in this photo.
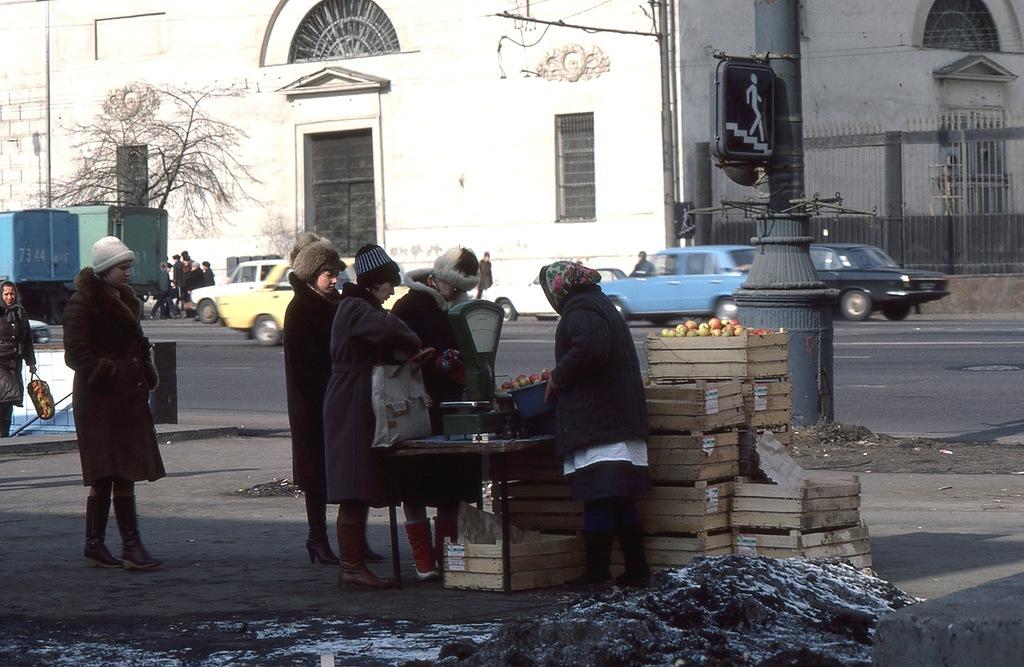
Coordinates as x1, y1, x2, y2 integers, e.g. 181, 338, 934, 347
636, 481, 734, 533
646, 381, 745, 432
443, 534, 584, 591
733, 524, 872, 569
731, 477, 861, 531
646, 332, 789, 381
742, 379, 793, 428
612, 530, 733, 572
648, 430, 739, 483
496, 481, 582, 532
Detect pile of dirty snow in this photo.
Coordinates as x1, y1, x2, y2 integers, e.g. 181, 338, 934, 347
425, 555, 917, 666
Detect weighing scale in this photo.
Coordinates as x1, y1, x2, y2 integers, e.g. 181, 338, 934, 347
440, 300, 509, 439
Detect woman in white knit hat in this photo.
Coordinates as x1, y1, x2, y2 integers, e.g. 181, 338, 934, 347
63, 236, 164, 571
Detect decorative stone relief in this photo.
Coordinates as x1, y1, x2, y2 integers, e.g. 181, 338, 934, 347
537, 45, 610, 82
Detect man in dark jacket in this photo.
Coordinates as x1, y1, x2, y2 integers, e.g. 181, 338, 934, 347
540, 261, 651, 588
0, 282, 37, 437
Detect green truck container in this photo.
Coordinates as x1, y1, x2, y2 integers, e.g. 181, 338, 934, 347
64, 205, 168, 295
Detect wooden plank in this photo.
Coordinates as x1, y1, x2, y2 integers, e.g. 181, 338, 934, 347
506, 499, 583, 515
734, 480, 861, 500
799, 524, 870, 548
650, 461, 739, 483
505, 514, 580, 531
444, 565, 584, 591
458, 535, 582, 559
733, 525, 870, 551
646, 393, 745, 416
649, 360, 790, 380
731, 508, 861, 530
649, 431, 741, 451
506, 483, 571, 499
747, 410, 793, 427
732, 495, 860, 513
645, 381, 743, 402
459, 550, 584, 574
642, 513, 730, 533
648, 444, 738, 465
648, 406, 746, 432
637, 499, 733, 518
644, 481, 734, 502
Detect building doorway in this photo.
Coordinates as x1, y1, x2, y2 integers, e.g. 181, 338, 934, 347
305, 129, 377, 255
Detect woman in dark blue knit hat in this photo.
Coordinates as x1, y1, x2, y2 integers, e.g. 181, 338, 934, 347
322, 244, 423, 589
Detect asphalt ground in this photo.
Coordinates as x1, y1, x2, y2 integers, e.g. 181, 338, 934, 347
3, 418, 1024, 664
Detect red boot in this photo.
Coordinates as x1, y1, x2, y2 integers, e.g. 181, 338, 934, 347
433, 516, 458, 572
405, 520, 439, 581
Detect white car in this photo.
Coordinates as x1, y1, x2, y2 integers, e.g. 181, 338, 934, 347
484, 267, 625, 321
192, 259, 282, 324
29, 319, 50, 344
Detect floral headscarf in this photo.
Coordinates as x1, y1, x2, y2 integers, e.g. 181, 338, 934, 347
539, 261, 602, 314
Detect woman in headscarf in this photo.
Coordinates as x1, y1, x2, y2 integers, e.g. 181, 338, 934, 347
0, 281, 37, 437
64, 236, 164, 571
540, 261, 651, 587
390, 247, 483, 581
322, 244, 423, 590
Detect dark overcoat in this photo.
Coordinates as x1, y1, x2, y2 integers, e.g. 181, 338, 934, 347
0, 303, 37, 406
551, 286, 649, 457
63, 268, 164, 486
390, 276, 482, 506
323, 283, 421, 506
283, 272, 339, 497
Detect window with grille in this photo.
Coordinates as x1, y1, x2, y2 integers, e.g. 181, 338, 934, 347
289, 0, 400, 63
555, 113, 595, 221
923, 0, 1000, 52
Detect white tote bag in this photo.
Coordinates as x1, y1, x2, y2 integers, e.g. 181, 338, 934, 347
370, 348, 435, 448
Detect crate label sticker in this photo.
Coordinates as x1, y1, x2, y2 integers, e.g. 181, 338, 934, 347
702, 435, 717, 456
753, 384, 768, 411
735, 533, 758, 556
446, 543, 466, 572
705, 485, 720, 513
704, 387, 719, 414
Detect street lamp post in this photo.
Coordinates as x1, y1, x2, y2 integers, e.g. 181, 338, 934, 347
733, 0, 836, 426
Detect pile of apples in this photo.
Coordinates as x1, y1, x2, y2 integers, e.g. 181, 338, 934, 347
499, 369, 551, 390
658, 318, 780, 338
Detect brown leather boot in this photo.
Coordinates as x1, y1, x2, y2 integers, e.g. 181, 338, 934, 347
84, 496, 122, 568
338, 510, 391, 590
113, 496, 161, 571
433, 516, 458, 573
406, 520, 440, 581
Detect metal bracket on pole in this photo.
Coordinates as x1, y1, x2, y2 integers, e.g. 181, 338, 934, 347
686, 192, 877, 223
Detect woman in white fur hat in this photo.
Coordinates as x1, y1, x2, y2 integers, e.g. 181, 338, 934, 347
389, 247, 483, 581
63, 236, 164, 571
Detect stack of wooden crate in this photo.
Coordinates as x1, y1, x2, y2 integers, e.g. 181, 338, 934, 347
731, 476, 872, 568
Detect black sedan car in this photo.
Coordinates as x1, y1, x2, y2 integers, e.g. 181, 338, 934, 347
810, 243, 949, 321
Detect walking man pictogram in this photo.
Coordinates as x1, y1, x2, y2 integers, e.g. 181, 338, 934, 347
746, 73, 765, 143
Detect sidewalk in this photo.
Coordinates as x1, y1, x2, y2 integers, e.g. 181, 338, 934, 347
2, 425, 1024, 626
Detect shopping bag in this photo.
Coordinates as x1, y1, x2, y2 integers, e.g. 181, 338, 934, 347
371, 348, 435, 449
27, 372, 55, 420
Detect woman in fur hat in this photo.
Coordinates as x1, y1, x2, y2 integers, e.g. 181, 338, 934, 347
64, 236, 164, 571
283, 233, 347, 565
323, 244, 423, 590
389, 247, 484, 581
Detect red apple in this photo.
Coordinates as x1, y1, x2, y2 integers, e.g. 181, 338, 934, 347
540, 369, 551, 381
500, 381, 514, 390
529, 373, 541, 384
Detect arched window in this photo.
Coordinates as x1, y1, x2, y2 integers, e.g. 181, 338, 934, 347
288, 0, 400, 63
923, 0, 1000, 51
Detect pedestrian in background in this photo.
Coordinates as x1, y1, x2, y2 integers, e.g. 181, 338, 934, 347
150, 262, 178, 319
0, 282, 37, 437
391, 247, 482, 580
284, 233, 350, 566
171, 254, 185, 312
630, 251, 655, 277
539, 260, 651, 588
200, 261, 216, 288
475, 251, 493, 299
64, 237, 164, 571
322, 244, 422, 590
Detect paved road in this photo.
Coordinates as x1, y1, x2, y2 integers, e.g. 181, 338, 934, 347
125, 314, 1024, 442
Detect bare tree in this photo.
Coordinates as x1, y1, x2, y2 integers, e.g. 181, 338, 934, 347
53, 82, 261, 236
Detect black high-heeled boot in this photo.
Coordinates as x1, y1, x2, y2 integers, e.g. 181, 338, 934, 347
113, 496, 161, 571
305, 495, 340, 565
84, 496, 122, 568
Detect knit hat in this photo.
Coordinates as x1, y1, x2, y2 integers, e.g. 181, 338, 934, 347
432, 247, 479, 293
354, 244, 401, 287
289, 232, 344, 283
92, 236, 135, 274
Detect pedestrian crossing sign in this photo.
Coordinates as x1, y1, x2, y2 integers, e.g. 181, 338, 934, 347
712, 59, 774, 161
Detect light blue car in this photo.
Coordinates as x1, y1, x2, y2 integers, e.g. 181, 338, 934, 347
601, 245, 755, 325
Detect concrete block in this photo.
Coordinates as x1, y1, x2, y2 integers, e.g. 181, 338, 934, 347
874, 572, 1024, 666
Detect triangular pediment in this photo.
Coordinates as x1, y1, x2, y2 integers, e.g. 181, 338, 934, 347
278, 66, 390, 98
934, 55, 1017, 83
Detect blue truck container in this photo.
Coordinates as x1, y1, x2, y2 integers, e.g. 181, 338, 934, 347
63, 205, 168, 295
0, 209, 80, 323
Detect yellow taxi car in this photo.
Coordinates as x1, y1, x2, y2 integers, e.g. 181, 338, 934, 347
216, 259, 408, 346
